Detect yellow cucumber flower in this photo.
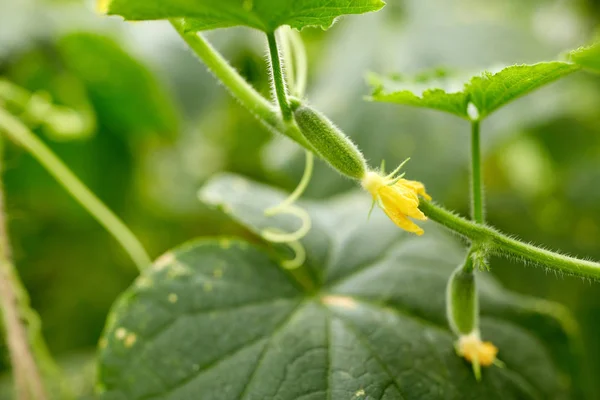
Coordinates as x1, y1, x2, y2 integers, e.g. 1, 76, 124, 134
456, 332, 500, 380
457, 333, 498, 366
361, 160, 431, 235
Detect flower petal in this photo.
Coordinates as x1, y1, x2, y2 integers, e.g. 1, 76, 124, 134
384, 209, 424, 236
401, 179, 432, 201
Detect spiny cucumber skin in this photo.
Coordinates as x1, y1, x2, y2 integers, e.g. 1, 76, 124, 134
293, 105, 367, 180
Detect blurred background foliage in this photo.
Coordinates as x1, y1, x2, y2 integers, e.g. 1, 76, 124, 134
1, 0, 600, 398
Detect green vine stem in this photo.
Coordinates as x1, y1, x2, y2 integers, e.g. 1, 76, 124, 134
420, 200, 600, 280
266, 30, 293, 120
470, 119, 484, 224
169, 19, 314, 151
0, 107, 151, 271
171, 20, 276, 124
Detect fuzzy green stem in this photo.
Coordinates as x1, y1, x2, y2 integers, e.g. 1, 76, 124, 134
420, 200, 600, 280
170, 20, 313, 150
170, 20, 276, 124
0, 107, 151, 271
267, 31, 292, 120
470, 119, 484, 224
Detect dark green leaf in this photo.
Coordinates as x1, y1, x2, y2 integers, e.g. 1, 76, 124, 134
568, 42, 600, 73
58, 32, 179, 140
369, 62, 580, 120
104, 0, 385, 32
97, 174, 582, 399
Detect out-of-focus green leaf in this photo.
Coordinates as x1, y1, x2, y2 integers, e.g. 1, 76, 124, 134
58, 32, 179, 141
103, 0, 385, 32
96, 174, 582, 399
369, 62, 580, 120
568, 42, 600, 73
1, 51, 97, 142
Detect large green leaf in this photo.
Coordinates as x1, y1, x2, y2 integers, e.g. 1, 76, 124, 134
58, 33, 179, 141
97, 174, 583, 399
104, 0, 385, 32
369, 62, 580, 120
568, 42, 600, 74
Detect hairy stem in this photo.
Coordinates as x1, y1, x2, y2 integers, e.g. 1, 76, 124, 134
266, 30, 292, 120
0, 153, 47, 400
0, 107, 151, 271
420, 200, 600, 280
170, 20, 276, 125
169, 19, 313, 150
470, 119, 484, 224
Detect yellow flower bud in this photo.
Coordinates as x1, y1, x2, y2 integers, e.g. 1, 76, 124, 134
361, 162, 431, 235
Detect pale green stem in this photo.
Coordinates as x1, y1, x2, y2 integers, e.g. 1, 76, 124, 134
169, 19, 313, 151
420, 200, 600, 280
0, 107, 151, 271
470, 119, 484, 224
170, 20, 276, 124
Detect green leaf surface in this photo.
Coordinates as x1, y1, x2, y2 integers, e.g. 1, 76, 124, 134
98, 174, 582, 399
58, 32, 179, 140
369, 62, 580, 120
105, 0, 385, 32
568, 42, 600, 73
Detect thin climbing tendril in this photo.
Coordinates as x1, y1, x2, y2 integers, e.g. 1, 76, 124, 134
261, 151, 313, 269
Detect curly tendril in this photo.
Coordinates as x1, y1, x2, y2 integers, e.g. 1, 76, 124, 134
260, 151, 313, 269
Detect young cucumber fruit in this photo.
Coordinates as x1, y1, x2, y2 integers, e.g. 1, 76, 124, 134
293, 103, 367, 180
446, 266, 478, 335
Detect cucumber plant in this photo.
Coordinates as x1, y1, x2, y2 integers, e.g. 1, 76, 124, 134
0, 0, 600, 399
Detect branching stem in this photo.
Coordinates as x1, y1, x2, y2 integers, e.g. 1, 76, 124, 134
169, 19, 313, 151
421, 201, 600, 280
